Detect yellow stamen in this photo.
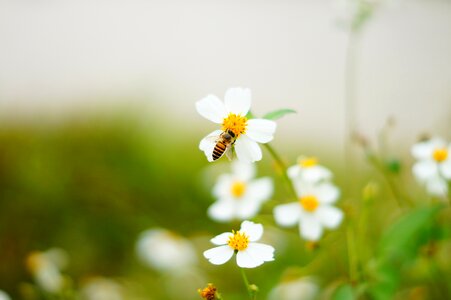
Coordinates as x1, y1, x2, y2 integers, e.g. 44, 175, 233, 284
227, 230, 249, 251
433, 148, 448, 162
299, 157, 318, 168
222, 113, 248, 138
299, 195, 319, 212
198, 283, 218, 300
230, 181, 246, 198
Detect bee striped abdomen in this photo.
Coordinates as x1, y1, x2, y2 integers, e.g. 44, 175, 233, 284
213, 142, 227, 160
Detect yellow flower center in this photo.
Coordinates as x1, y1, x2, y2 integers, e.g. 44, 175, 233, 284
299, 157, 318, 168
222, 113, 248, 138
299, 195, 319, 212
227, 230, 249, 251
433, 148, 448, 162
198, 284, 217, 300
230, 181, 246, 198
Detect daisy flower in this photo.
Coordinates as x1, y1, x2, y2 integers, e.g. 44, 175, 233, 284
196, 87, 277, 163
81, 277, 123, 300
203, 220, 275, 268
273, 181, 343, 241
208, 161, 273, 222
411, 137, 451, 196
287, 156, 332, 183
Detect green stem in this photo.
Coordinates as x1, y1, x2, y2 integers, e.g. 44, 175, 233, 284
264, 143, 298, 202
346, 223, 359, 284
240, 268, 255, 299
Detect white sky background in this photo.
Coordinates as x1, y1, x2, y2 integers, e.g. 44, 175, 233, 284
0, 0, 450, 154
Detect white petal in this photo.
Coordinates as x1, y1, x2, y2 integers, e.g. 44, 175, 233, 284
208, 199, 236, 222
315, 205, 344, 229
210, 232, 233, 245
236, 199, 262, 220
412, 160, 439, 181
196, 94, 227, 123
287, 165, 301, 179
224, 87, 251, 116
240, 221, 263, 242
246, 177, 273, 201
301, 166, 332, 183
274, 203, 301, 227
299, 215, 323, 241
212, 174, 234, 198
235, 135, 262, 163
203, 245, 234, 265
426, 177, 448, 197
245, 119, 277, 144
236, 243, 274, 268
439, 161, 451, 179
199, 130, 222, 162
314, 182, 340, 204
231, 160, 256, 181
411, 138, 444, 160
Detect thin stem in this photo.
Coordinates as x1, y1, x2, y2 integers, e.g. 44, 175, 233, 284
346, 223, 359, 284
240, 268, 254, 299
264, 143, 298, 201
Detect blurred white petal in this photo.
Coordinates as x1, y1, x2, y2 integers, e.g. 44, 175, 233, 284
195, 94, 227, 123
224, 87, 251, 116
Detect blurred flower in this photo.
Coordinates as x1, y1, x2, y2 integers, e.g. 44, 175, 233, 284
411, 137, 451, 197
136, 228, 197, 272
203, 220, 274, 268
0, 290, 11, 300
198, 283, 221, 300
26, 248, 68, 294
81, 277, 123, 300
196, 87, 277, 163
274, 181, 343, 241
268, 277, 318, 300
287, 156, 332, 184
208, 161, 273, 222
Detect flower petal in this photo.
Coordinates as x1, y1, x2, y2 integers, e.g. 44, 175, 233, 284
246, 177, 273, 201
208, 199, 236, 222
196, 94, 227, 123
236, 198, 262, 220
274, 203, 301, 227
231, 160, 256, 181
314, 182, 340, 204
235, 135, 262, 163
315, 205, 343, 229
301, 166, 332, 183
412, 160, 438, 182
240, 221, 263, 242
224, 87, 251, 116
287, 165, 301, 179
425, 176, 448, 197
245, 119, 277, 143
411, 138, 445, 160
212, 174, 234, 198
203, 245, 234, 265
210, 232, 233, 245
236, 243, 274, 268
199, 130, 222, 162
439, 161, 451, 180
299, 215, 323, 241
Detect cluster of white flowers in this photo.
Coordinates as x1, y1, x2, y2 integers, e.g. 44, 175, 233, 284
274, 157, 344, 241
411, 137, 451, 197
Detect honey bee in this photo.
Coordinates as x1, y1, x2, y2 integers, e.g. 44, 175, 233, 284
212, 129, 236, 161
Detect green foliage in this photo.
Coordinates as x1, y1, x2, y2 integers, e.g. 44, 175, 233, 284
262, 109, 296, 120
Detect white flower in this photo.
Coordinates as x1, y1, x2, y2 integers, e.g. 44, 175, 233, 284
203, 220, 275, 268
0, 290, 11, 300
287, 156, 332, 184
196, 87, 277, 163
136, 228, 197, 272
268, 277, 319, 300
412, 137, 451, 197
81, 277, 123, 300
26, 248, 68, 293
274, 181, 343, 241
208, 161, 273, 222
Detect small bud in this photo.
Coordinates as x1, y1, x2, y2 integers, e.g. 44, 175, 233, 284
198, 283, 221, 300
362, 182, 378, 203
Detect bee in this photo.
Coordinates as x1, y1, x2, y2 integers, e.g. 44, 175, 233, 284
212, 129, 236, 161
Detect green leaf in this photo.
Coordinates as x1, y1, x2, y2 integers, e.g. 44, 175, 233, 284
263, 108, 296, 120
332, 284, 355, 300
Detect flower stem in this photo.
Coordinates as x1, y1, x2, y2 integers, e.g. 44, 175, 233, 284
240, 268, 257, 300
264, 143, 298, 201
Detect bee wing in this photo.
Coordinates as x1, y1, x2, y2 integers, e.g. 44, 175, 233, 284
225, 145, 234, 161
205, 134, 221, 143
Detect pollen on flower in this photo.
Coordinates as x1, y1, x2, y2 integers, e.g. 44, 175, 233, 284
300, 195, 319, 212
227, 230, 249, 251
222, 113, 248, 137
433, 148, 448, 162
198, 283, 218, 300
230, 181, 246, 198
299, 157, 318, 168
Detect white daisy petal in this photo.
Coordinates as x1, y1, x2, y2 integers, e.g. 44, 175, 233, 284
224, 87, 251, 116
244, 243, 275, 262
245, 119, 277, 143
315, 206, 344, 229
287, 165, 301, 179
208, 199, 236, 222
411, 140, 436, 160
236, 199, 262, 220
302, 166, 332, 183
199, 130, 222, 162
210, 232, 233, 245
426, 177, 448, 197
196, 94, 227, 123
412, 160, 439, 181
236, 248, 264, 268
240, 221, 263, 242
235, 135, 262, 163
439, 161, 451, 179
203, 245, 234, 265
212, 174, 234, 198
246, 177, 273, 201
274, 203, 301, 227
314, 183, 340, 204
231, 161, 256, 181
300, 215, 323, 241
